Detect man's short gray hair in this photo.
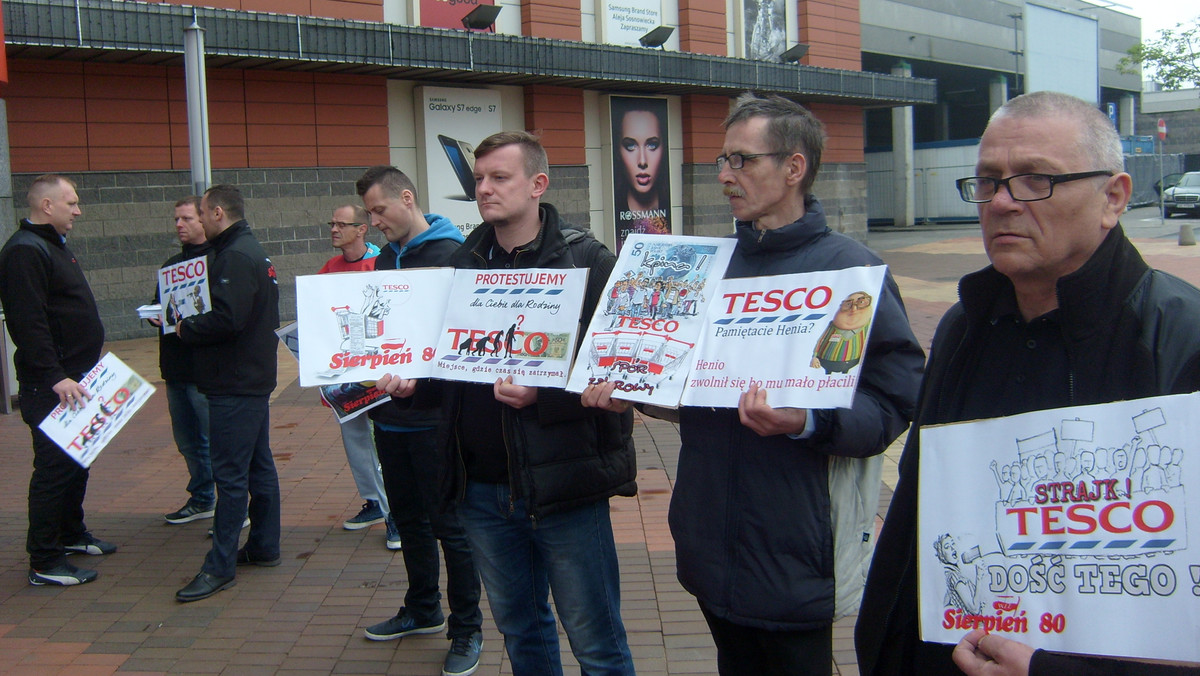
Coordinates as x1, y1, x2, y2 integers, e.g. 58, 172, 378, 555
989, 91, 1123, 173
724, 93, 825, 196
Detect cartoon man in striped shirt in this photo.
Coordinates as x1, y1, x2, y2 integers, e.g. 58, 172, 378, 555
811, 290, 872, 375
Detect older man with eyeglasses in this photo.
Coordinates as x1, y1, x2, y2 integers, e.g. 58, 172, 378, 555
856, 91, 1200, 676
316, 205, 400, 548
586, 92, 925, 675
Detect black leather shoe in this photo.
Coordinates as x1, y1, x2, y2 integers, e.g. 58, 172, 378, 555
236, 548, 280, 567
175, 572, 236, 602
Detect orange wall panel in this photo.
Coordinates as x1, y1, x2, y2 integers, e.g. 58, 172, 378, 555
310, 0, 383, 21
809, 103, 863, 163
799, 0, 862, 71
680, 0, 726, 56
6, 60, 388, 173
681, 95, 729, 164
524, 86, 585, 166
318, 145, 390, 167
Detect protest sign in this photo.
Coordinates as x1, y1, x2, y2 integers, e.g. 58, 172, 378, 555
918, 392, 1200, 664
157, 256, 210, 334
566, 234, 735, 406
38, 353, 156, 468
319, 383, 390, 422
680, 265, 887, 408
295, 269, 453, 387
432, 268, 588, 387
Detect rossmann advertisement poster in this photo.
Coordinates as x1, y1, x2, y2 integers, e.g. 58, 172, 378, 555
679, 266, 886, 409
566, 234, 735, 406
294, 269, 454, 387
918, 393, 1200, 664
418, 86, 502, 237
157, 256, 210, 333
611, 96, 671, 253
431, 268, 589, 387
38, 353, 156, 468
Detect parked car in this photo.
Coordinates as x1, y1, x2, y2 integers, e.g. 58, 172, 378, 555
1163, 172, 1200, 217
1154, 172, 1185, 198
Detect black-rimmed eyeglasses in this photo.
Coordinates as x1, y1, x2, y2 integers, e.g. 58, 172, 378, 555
955, 171, 1114, 203
327, 221, 365, 228
715, 152, 790, 171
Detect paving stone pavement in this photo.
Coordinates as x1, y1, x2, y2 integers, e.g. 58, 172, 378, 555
2, 218, 1196, 675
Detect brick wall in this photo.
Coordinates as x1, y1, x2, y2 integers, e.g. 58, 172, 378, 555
543, 165, 591, 229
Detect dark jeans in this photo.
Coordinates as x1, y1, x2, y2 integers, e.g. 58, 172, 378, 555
166, 380, 214, 506
20, 383, 89, 569
374, 424, 482, 638
203, 394, 280, 578
699, 603, 833, 676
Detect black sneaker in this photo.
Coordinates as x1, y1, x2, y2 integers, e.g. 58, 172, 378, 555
384, 516, 402, 551
344, 500, 384, 530
442, 631, 483, 676
29, 562, 98, 586
165, 502, 216, 524
364, 608, 446, 641
64, 533, 117, 556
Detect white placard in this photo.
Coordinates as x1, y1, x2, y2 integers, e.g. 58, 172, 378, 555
680, 265, 887, 409
918, 393, 1200, 664
157, 256, 210, 333
295, 269, 454, 387
38, 352, 156, 468
432, 268, 589, 387
565, 234, 736, 406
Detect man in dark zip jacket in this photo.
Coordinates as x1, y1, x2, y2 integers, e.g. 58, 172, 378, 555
149, 196, 216, 526
353, 165, 485, 676
174, 184, 281, 603
856, 92, 1200, 676
586, 94, 924, 676
378, 132, 637, 676
0, 174, 115, 587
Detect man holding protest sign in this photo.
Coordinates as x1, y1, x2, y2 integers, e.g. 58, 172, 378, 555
352, 166, 485, 676
377, 134, 637, 675
0, 174, 115, 587
316, 203, 400, 548
585, 93, 924, 675
174, 184, 281, 603
148, 196, 216, 526
855, 91, 1200, 675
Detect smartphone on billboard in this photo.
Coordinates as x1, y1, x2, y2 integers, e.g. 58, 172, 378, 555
438, 134, 477, 201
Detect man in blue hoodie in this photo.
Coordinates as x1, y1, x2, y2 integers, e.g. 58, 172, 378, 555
354, 166, 483, 676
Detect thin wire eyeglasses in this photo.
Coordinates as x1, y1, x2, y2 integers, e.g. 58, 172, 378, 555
715, 152, 790, 171
326, 221, 365, 228
955, 171, 1114, 203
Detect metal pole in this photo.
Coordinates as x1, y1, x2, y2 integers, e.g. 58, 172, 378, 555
184, 20, 212, 195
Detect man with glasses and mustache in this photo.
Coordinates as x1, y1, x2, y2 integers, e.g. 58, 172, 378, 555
585, 93, 924, 675
317, 205, 400, 548
856, 91, 1200, 676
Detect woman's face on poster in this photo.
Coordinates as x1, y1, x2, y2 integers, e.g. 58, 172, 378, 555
619, 110, 664, 197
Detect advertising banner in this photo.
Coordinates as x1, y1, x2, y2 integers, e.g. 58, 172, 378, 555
603, 1, 662, 48
566, 234, 735, 406
610, 96, 671, 253
294, 269, 454, 387
432, 268, 589, 387
745, 0, 785, 61
419, 86, 503, 237
38, 353, 156, 468
918, 393, 1200, 664
157, 256, 210, 333
680, 266, 887, 409
420, 0, 495, 30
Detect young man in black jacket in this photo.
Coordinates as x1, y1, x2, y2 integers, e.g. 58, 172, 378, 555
378, 132, 637, 675
174, 184, 281, 603
0, 174, 115, 587
149, 196, 216, 526
354, 165, 484, 676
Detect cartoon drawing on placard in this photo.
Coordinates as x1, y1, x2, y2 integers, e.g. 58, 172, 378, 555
322, 284, 392, 376
810, 290, 873, 375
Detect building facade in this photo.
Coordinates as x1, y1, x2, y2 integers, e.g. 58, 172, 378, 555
0, 0, 933, 339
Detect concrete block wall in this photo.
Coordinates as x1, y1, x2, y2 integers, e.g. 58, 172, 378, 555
12, 167, 372, 341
